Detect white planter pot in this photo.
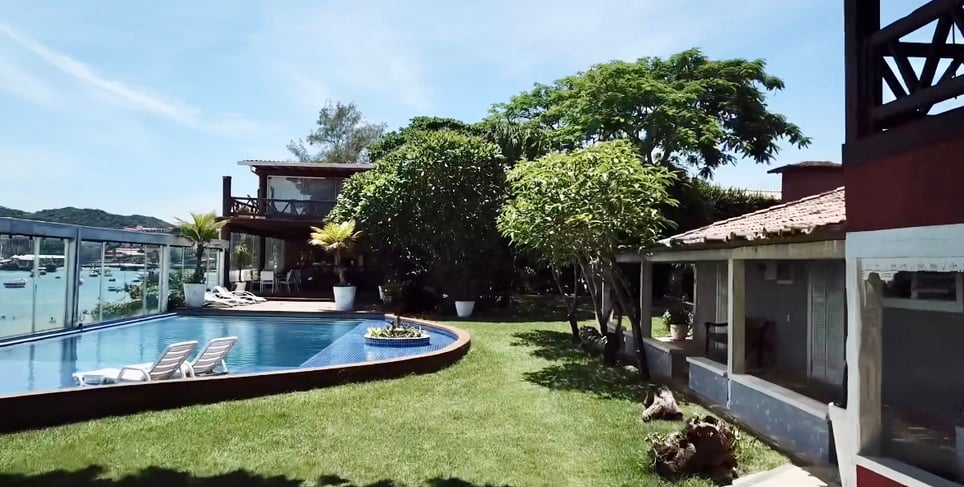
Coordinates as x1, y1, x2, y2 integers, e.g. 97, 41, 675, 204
378, 285, 392, 304
670, 324, 690, 341
183, 283, 207, 309
333, 285, 357, 311
455, 300, 476, 318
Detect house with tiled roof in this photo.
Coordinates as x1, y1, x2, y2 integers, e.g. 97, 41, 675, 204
617, 161, 846, 464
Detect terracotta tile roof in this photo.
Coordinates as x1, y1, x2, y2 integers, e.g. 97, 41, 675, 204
767, 161, 841, 173
660, 187, 845, 247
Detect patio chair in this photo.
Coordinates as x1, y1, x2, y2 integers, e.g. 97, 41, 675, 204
72, 340, 199, 386
204, 291, 244, 307
213, 286, 265, 304
258, 270, 275, 293
190, 336, 238, 376
278, 269, 301, 294
232, 282, 267, 302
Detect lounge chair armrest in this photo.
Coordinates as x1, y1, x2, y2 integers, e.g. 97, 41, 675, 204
117, 366, 151, 382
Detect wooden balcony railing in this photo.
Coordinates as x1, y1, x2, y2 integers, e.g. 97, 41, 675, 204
226, 197, 336, 219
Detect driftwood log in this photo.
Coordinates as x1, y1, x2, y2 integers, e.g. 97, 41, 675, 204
642, 385, 684, 421
650, 415, 739, 486
578, 326, 607, 356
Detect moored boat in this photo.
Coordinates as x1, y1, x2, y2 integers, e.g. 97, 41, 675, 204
3, 278, 27, 289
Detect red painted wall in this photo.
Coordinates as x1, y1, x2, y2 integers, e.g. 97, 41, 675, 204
856, 466, 907, 487
846, 136, 964, 232
781, 168, 844, 201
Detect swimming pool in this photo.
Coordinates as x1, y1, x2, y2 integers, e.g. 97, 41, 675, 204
0, 314, 457, 397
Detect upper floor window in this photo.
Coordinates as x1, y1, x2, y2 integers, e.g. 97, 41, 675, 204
267, 176, 343, 201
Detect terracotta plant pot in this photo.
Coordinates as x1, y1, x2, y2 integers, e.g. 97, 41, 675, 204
669, 324, 690, 341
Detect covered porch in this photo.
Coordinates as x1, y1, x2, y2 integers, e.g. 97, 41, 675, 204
618, 188, 847, 463
218, 217, 373, 299
623, 241, 845, 463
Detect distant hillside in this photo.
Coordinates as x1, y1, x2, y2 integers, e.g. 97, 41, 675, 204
0, 206, 172, 229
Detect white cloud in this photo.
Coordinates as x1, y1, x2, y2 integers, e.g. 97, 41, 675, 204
0, 23, 266, 139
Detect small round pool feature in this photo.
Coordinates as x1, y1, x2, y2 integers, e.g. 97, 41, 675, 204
363, 316, 431, 347
364, 335, 431, 347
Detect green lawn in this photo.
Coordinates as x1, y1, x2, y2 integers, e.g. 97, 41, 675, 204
0, 310, 785, 486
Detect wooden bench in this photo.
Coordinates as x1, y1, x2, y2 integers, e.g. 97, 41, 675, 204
704, 319, 772, 368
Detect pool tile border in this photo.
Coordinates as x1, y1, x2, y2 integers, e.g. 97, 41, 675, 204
0, 313, 470, 433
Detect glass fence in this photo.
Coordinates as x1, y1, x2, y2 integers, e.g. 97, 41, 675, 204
0, 220, 213, 342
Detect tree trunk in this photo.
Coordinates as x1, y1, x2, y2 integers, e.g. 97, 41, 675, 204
334, 251, 346, 285
642, 385, 684, 421
578, 260, 606, 334
193, 244, 205, 284
606, 263, 650, 379
551, 266, 580, 342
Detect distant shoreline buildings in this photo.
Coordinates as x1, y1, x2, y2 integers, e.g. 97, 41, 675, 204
121, 225, 174, 234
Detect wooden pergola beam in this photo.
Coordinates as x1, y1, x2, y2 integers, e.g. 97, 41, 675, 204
867, 0, 964, 47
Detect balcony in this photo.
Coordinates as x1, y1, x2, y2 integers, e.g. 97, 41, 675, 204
225, 197, 336, 220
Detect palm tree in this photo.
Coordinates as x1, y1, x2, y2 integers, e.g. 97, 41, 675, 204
175, 212, 226, 284
308, 220, 362, 286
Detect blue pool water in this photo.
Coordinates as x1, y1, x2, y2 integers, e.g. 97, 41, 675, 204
0, 314, 456, 397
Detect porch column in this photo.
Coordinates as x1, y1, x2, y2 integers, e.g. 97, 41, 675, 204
639, 261, 653, 339
158, 245, 170, 313
726, 258, 746, 375
221, 226, 232, 287
849, 258, 883, 455
257, 235, 266, 272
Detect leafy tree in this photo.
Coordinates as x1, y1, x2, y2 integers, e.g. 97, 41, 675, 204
329, 130, 506, 304
367, 116, 477, 162
491, 48, 810, 177
498, 140, 677, 373
175, 212, 225, 284
288, 101, 386, 164
675, 179, 779, 232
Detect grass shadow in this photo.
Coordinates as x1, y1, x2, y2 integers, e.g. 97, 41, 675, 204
511, 329, 647, 402
0, 467, 516, 487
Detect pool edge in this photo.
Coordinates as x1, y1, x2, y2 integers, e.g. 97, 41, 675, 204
0, 313, 471, 433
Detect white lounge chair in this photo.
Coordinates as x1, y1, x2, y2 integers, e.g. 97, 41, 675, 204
72, 340, 199, 386
190, 336, 238, 376
204, 291, 244, 307
216, 285, 266, 303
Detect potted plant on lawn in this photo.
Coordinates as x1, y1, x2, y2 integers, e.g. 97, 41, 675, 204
175, 212, 225, 309
663, 300, 693, 341
451, 266, 477, 318
309, 220, 362, 311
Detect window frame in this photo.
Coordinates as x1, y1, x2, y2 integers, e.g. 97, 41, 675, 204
880, 271, 964, 313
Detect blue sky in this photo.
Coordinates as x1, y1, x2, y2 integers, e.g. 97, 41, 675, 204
0, 1, 923, 222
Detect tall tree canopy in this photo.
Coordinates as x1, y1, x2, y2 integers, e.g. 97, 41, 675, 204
490, 48, 810, 177
498, 140, 677, 365
288, 101, 386, 164
367, 116, 477, 162
329, 130, 506, 301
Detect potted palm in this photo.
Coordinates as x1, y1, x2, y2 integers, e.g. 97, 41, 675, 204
175, 212, 225, 309
309, 220, 362, 311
